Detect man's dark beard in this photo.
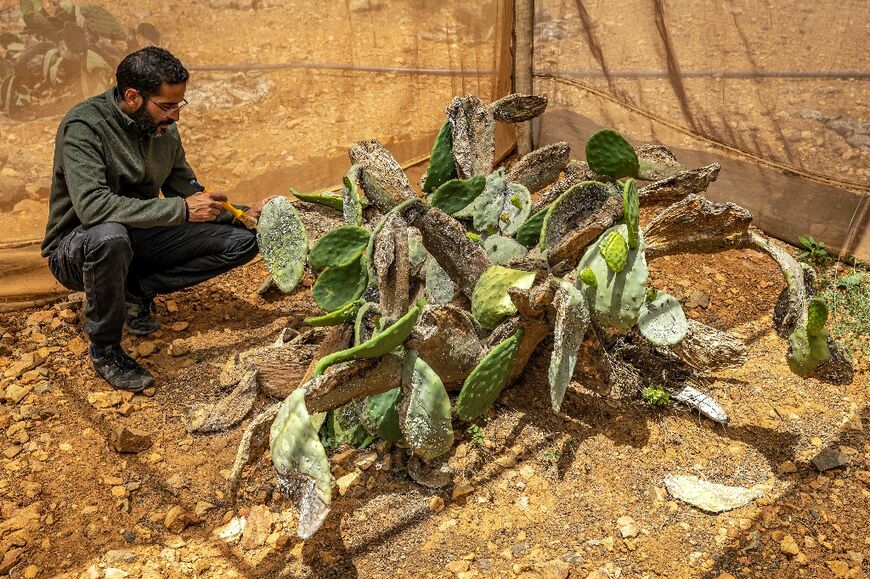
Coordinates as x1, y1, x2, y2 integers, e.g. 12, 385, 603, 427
130, 106, 173, 137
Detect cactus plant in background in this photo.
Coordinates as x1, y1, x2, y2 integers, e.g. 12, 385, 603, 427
215, 92, 853, 540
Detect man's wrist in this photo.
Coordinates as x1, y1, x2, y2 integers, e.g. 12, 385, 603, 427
182, 199, 189, 222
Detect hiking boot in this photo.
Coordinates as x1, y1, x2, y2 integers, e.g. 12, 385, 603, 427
90, 344, 154, 392
125, 297, 159, 336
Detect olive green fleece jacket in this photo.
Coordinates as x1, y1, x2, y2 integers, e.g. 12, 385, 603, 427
41, 87, 197, 257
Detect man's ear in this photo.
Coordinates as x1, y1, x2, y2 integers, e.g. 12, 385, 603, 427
123, 88, 142, 110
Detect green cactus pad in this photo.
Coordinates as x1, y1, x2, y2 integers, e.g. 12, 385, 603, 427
622, 178, 640, 249
270, 389, 331, 538
806, 297, 828, 336
309, 226, 371, 270
455, 169, 531, 236
456, 329, 523, 421
354, 302, 381, 345
312, 254, 368, 313
539, 181, 612, 250
515, 208, 549, 248
291, 187, 344, 211
400, 351, 454, 460
577, 224, 649, 331
585, 129, 639, 179
78, 5, 126, 40
471, 266, 536, 329
578, 266, 597, 287
549, 280, 590, 412
304, 299, 364, 327
483, 235, 528, 265
342, 165, 365, 226
422, 121, 458, 193
428, 175, 486, 215
425, 258, 456, 305
256, 197, 308, 294
599, 230, 629, 272
314, 301, 424, 375
787, 327, 831, 378
637, 291, 688, 346
359, 387, 403, 443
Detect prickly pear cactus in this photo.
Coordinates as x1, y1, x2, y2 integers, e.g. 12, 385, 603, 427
471, 265, 536, 329
422, 121, 458, 193
623, 178, 640, 249
359, 387, 403, 443
787, 297, 831, 377
456, 330, 524, 421
400, 351, 454, 460
599, 230, 629, 272
314, 301, 424, 375
256, 196, 308, 293
539, 181, 611, 251
78, 4, 126, 40
270, 389, 331, 539
515, 208, 548, 248
637, 291, 688, 346
578, 266, 597, 287
312, 254, 368, 312
309, 226, 370, 269
577, 224, 649, 332
304, 299, 364, 327
291, 188, 344, 211
428, 175, 486, 215
549, 280, 590, 412
483, 235, 528, 265
585, 129, 639, 179
425, 258, 456, 305
342, 165, 365, 226
455, 169, 530, 236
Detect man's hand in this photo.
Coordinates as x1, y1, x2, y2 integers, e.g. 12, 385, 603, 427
246, 195, 281, 220
185, 190, 227, 222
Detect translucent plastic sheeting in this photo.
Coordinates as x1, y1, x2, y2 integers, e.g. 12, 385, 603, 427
0, 0, 514, 307
532, 0, 869, 261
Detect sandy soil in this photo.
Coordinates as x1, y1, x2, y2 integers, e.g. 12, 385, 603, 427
0, 2, 868, 578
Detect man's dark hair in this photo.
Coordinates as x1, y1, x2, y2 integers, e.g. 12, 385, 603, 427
116, 46, 189, 97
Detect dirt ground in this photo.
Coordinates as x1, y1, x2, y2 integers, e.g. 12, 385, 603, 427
0, 1, 869, 578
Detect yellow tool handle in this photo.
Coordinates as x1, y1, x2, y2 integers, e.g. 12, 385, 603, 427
222, 201, 246, 219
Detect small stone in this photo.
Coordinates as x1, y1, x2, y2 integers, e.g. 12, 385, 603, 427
354, 451, 377, 470
68, 336, 88, 355
111, 486, 127, 498
811, 449, 849, 472
239, 505, 273, 550
142, 387, 156, 397
58, 442, 73, 452
332, 447, 355, 465
780, 534, 800, 556
778, 461, 798, 474
446, 560, 471, 574
429, 496, 445, 513
3, 446, 21, 459
826, 560, 850, 577
163, 506, 190, 532
535, 559, 571, 579
451, 483, 474, 500
87, 391, 131, 409
617, 515, 639, 538
137, 341, 156, 357
169, 339, 189, 357
165, 300, 179, 313
58, 309, 78, 323
170, 321, 189, 332
336, 472, 360, 496
4, 384, 32, 405
23, 564, 39, 578
194, 501, 215, 518
519, 464, 535, 479
110, 426, 152, 453
104, 568, 129, 579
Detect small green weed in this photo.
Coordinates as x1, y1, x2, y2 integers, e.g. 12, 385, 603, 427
467, 424, 486, 446
797, 235, 830, 266
641, 384, 670, 407
542, 449, 561, 464
819, 266, 870, 359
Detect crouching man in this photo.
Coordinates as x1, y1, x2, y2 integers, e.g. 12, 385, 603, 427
41, 46, 271, 392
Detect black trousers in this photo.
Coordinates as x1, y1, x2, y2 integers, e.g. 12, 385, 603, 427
48, 221, 258, 346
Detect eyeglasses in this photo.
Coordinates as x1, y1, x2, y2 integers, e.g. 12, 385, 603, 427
141, 92, 188, 114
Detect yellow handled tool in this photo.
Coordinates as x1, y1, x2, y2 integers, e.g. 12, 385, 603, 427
190, 179, 257, 229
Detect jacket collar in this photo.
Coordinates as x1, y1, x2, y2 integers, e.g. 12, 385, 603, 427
105, 86, 140, 134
